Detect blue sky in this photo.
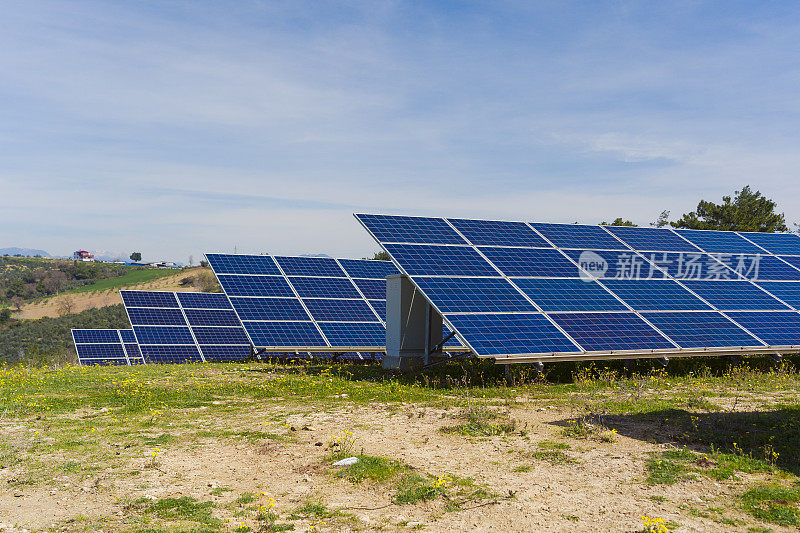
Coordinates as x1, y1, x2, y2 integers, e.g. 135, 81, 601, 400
2, 1, 799, 262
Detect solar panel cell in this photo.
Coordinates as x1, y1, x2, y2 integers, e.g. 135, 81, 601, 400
448, 218, 550, 247
127, 307, 187, 326
680, 281, 791, 310
600, 279, 712, 311
183, 308, 242, 327
338, 259, 398, 279
674, 229, 764, 254
192, 326, 251, 345
228, 297, 309, 321
205, 253, 281, 275
120, 291, 179, 308
481, 247, 581, 277
603, 226, 701, 252
356, 214, 467, 244
75, 344, 127, 358
318, 322, 391, 347
276, 256, 346, 277
134, 326, 196, 345
72, 329, 121, 344
512, 278, 628, 312
216, 275, 295, 297
119, 330, 137, 343
445, 314, 580, 356
549, 312, 675, 351
199, 345, 252, 362
383, 244, 497, 276
564, 250, 669, 280
302, 298, 378, 322
352, 278, 386, 300
640, 312, 762, 348
413, 277, 536, 313
738, 232, 800, 255
726, 311, 800, 346
289, 277, 361, 298
531, 223, 628, 250
754, 282, 800, 308
244, 322, 327, 347
177, 292, 233, 310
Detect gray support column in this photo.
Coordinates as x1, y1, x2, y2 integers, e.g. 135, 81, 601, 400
384, 275, 443, 370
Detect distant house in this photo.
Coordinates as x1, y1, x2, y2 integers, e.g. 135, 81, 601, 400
72, 250, 94, 261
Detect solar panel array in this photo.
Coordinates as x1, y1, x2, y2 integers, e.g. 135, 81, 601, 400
356, 214, 800, 361
72, 329, 144, 366
121, 291, 252, 364
205, 254, 397, 355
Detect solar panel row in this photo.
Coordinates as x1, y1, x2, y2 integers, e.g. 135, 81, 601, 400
205, 254, 394, 356
72, 329, 145, 366
121, 291, 252, 364
356, 214, 800, 360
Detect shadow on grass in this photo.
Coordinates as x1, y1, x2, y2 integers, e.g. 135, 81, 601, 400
556, 407, 800, 476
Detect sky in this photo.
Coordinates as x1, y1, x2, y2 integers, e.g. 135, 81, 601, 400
2, 1, 799, 262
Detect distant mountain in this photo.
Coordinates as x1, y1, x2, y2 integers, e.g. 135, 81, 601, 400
0, 247, 51, 257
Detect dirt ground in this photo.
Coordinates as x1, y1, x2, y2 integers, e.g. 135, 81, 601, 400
0, 399, 789, 532
16, 270, 205, 320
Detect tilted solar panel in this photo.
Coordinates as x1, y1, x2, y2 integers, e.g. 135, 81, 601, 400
356, 213, 800, 362
121, 290, 252, 364
72, 329, 145, 366
205, 254, 396, 356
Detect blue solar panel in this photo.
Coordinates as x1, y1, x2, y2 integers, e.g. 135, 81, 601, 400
289, 276, 361, 298
641, 312, 762, 348
754, 282, 800, 308
680, 281, 791, 310
733, 255, 800, 281
738, 232, 800, 256
445, 314, 580, 356
177, 292, 232, 310
228, 297, 310, 320
119, 330, 137, 343
355, 214, 467, 244
780, 256, 800, 271
276, 256, 346, 277
183, 309, 242, 327
550, 312, 675, 351
134, 326, 195, 345
302, 298, 378, 321
726, 311, 800, 346
368, 300, 386, 320
512, 278, 628, 312
205, 253, 281, 275
125, 343, 142, 359
318, 322, 388, 347
244, 322, 327, 347
127, 307, 186, 326
603, 226, 701, 252
564, 250, 669, 280
75, 344, 127, 359
352, 278, 386, 300
600, 279, 712, 311
531, 223, 628, 250
481, 247, 581, 277
674, 229, 763, 254
192, 326, 251, 345
199, 345, 252, 362
121, 291, 178, 308
140, 345, 204, 364
384, 244, 497, 276
413, 277, 536, 313
628, 252, 738, 280
216, 275, 295, 297
448, 218, 550, 247
73, 329, 121, 344
338, 259, 398, 279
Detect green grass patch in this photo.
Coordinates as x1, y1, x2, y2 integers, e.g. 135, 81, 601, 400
537, 440, 570, 450
235, 492, 257, 505
529, 449, 578, 465
741, 485, 800, 527
66, 268, 179, 294
335, 455, 404, 484
143, 496, 221, 527
645, 459, 692, 485
440, 409, 516, 437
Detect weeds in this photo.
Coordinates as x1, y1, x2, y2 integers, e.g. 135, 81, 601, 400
741, 485, 800, 526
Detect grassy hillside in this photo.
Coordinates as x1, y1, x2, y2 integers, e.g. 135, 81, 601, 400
0, 304, 130, 364
0, 256, 179, 307
1, 359, 799, 531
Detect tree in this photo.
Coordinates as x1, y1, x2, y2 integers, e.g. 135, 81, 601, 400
366, 251, 391, 261
671, 186, 787, 232
10, 296, 23, 313
57, 295, 76, 316
651, 210, 670, 228
0, 308, 11, 325
130, 252, 142, 262
199, 260, 209, 268
600, 218, 637, 227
